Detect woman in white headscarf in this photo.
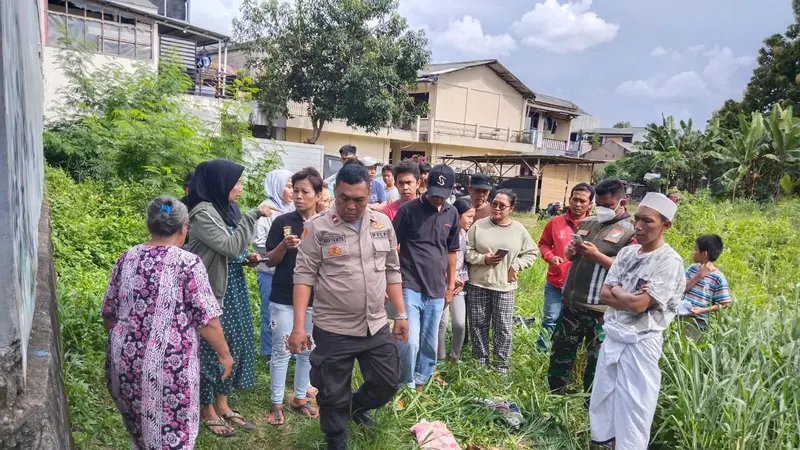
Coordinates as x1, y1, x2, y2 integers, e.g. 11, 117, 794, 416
253, 170, 294, 359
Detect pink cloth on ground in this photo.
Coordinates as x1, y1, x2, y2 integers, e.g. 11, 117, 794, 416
410, 420, 462, 449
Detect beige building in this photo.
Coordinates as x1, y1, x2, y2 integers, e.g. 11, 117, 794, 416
263, 60, 587, 167
42, 0, 234, 118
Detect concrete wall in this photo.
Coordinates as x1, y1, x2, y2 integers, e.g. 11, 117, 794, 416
284, 128, 392, 163
0, 2, 72, 448
0, 0, 45, 387
434, 66, 525, 131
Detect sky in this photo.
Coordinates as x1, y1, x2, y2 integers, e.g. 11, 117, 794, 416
189, 0, 794, 127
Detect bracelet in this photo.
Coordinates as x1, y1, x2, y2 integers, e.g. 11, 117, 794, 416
394, 313, 408, 320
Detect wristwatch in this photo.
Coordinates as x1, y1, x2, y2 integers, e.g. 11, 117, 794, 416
395, 313, 408, 321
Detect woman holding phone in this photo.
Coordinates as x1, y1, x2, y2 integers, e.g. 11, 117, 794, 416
263, 167, 323, 425
184, 159, 274, 436
466, 189, 538, 373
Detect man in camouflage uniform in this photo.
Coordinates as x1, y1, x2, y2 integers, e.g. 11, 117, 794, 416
547, 179, 636, 394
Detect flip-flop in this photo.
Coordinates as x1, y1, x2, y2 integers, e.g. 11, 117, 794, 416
267, 405, 285, 426
221, 410, 254, 430
291, 401, 319, 418
203, 418, 236, 437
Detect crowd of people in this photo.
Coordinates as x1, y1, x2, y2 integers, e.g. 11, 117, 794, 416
100, 145, 731, 450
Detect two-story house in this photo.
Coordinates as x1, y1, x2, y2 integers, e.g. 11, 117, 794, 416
42, 0, 231, 116
261, 59, 587, 167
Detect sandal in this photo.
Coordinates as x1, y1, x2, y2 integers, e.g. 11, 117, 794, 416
306, 385, 319, 399
267, 405, 285, 426
203, 418, 236, 437
291, 401, 319, 418
221, 410, 254, 430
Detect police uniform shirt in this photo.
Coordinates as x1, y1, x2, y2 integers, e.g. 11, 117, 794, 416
294, 208, 402, 337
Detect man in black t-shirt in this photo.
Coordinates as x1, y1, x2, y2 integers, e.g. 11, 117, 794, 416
393, 164, 460, 391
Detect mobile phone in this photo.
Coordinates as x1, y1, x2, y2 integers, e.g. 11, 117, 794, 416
570, 234, 584, 245
241, 256, 270, 265
495, 248, 509, 258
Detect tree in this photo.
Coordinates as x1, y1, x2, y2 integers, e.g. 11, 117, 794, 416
234, 0, 430, 144
612, 121, 631, 128
591, 132, 602, 148
711, 113, 768, 199
711, 99, 745, 131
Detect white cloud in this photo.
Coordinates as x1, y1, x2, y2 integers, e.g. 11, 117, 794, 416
191, 0, 240, 35
688, 44, 705, 53
615, 71, 710, 101
702, 46, 753, 89
511, 0, 618, 54
435, 15, 517, 56
650, 45, 667, 57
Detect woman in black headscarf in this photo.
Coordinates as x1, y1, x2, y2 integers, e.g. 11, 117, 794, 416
184, 159, 273, 437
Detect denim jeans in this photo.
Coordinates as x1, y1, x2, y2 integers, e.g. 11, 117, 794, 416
269, 303, 313, 404
397, 288, 444, 387
257, 272, 273, 356
536, 281, 563, 351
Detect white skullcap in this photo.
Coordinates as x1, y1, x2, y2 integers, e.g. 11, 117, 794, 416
639, 192, 677, 221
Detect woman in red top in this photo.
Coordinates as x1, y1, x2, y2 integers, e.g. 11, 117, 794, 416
536, 183, 594, 351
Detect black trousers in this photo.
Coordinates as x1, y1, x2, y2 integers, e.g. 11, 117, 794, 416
310, 325, 400, 444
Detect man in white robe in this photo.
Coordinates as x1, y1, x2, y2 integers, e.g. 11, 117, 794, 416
590, 193, 686, 449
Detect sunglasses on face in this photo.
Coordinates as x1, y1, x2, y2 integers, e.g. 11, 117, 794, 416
491, 202, 510, 211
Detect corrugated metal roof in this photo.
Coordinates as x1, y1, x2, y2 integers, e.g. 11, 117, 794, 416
582, 127, 647, 135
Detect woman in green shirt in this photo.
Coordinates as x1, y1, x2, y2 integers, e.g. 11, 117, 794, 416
466, 189, 538, 373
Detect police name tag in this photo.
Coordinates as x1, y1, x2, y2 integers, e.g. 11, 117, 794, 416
322, 234, 346, 245
371, 230, 389, 239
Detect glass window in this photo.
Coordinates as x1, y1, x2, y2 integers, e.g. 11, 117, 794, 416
47, 13, 66, 45
136, 44, 152, 60
86, 20, 101, 50
67, 16, 85, 42
120, 25, 135, 43
103, 22, 119, 40
120, 41, 135, 58
102, 38, 119, 55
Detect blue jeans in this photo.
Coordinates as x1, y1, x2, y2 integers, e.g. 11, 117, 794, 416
397, 288, 444, 387
536, 281, 563, 351
257, 272, 274, 356
269, 303, 313, 404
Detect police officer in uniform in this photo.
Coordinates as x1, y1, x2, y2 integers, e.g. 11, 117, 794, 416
289, 161, 408, 450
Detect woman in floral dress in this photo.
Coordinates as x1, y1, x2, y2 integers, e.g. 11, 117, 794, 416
184, 159, 274, 436
102, 196, 233, 449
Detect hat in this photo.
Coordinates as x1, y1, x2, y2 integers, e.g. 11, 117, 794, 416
469, 173, 492, 190
427, 164, 455, 198
639, 192, 677, 221
359, 156, 379, 167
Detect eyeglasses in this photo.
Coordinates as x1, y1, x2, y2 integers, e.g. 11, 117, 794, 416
491, 202, 510, 211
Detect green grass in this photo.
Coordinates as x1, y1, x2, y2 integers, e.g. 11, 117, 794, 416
48, 169, 800, 450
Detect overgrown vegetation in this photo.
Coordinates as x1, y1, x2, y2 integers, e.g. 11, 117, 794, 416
50, 167, 800, 448
43, 41, 255, 185
603, 105, 800, 199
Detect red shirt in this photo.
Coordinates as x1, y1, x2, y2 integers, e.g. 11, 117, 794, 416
382, 199, 405, 221
538, 213, 584, 289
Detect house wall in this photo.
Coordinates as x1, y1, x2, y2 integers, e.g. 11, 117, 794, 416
584, 142, 626, 162
284, 128, 392, 163
433, 66, 524, 131
539, 164, 594, 207
42, 36, 157, 117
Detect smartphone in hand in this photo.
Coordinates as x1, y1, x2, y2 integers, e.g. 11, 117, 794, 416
570, 234, 585, 245
495, 248, 509, 258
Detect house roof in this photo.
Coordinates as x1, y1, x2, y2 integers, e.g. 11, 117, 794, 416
419, 59, 588, 116
582, 127, 647, 136
420, 59, 538, 99
99, 0, 230, 46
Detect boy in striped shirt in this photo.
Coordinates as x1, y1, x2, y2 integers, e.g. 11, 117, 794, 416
683, 234, 731, 330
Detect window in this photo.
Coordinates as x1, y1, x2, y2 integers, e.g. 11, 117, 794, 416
622, 136, 633, 143
47, 0, 154, 61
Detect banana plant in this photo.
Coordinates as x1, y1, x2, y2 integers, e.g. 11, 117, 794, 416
710, 113, 768, 198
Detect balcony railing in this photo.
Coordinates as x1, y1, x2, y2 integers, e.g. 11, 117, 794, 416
543, 137, 567, 153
